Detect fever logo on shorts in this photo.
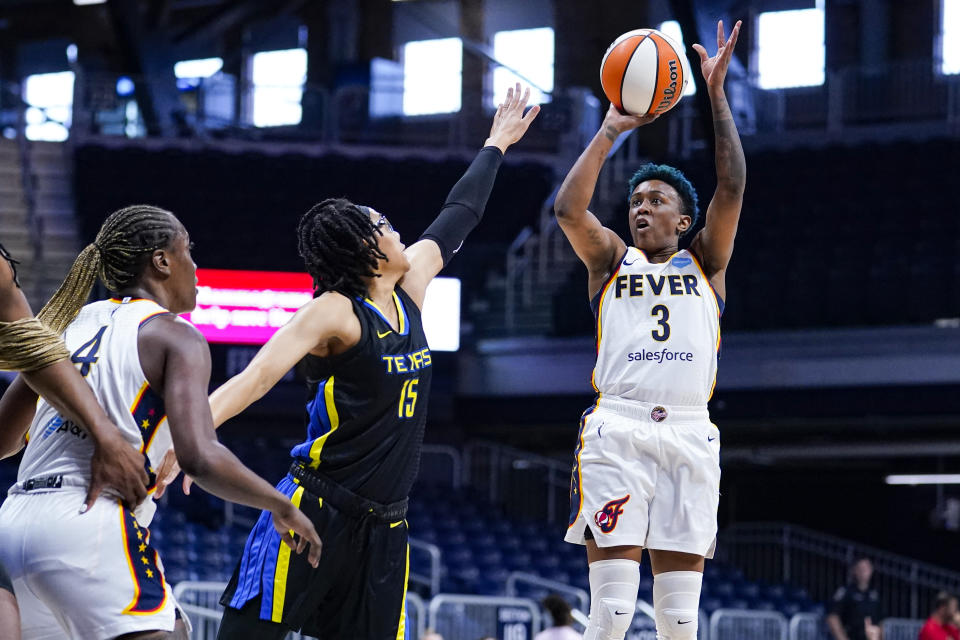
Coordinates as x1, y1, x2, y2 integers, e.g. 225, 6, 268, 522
651, 406, 668, 422
594, 495, 630, 533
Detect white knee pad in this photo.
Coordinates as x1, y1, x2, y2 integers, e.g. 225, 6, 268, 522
582, 559, 640, 640
653, 571, 703, 639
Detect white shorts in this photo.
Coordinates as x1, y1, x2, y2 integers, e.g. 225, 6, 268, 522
0, 488, 181, 640
564, 397, 720, 558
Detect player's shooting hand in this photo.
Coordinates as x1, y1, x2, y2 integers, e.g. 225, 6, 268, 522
152, 447, 180, 500
692, 19, 742, 93
84, 426, 149, 512
271, 501, 322, 568
602, 103, 659, 136
484, 82, 541, 153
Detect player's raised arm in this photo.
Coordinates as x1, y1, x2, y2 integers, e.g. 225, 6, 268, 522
688, 20, 745, 298
400, 83, 540, 308
207, 292, 360, 428
554, 105, 658, 295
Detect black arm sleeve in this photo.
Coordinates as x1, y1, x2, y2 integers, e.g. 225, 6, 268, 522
420, 145, 504, 266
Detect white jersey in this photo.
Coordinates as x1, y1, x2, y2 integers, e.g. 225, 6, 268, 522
14, 297, 173, 525
591, 247, 722, 407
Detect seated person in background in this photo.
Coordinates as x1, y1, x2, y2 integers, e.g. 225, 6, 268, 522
535, 594, 582, 640
827, 556, 882, 640
919, 592, 960, 640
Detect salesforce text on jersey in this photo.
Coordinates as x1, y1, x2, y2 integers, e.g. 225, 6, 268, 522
626, 349, 694, 363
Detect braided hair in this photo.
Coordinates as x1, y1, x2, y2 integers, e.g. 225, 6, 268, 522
39, 205, 180, 334
297, 198, 387, 299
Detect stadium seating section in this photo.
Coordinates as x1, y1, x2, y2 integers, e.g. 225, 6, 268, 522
0, 436, 824, 621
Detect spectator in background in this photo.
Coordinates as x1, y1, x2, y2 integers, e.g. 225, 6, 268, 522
534, 594, 582, 640
422, 630, 444, 640
827, 556, 882, 640
919, 592, 960, 640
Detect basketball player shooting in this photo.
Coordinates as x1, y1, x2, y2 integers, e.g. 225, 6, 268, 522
555, 20, 744, 640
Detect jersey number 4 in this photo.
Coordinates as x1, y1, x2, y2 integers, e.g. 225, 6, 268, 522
651, 304, 671, 341
71, 326, 107, 376
398, 378, 419, 418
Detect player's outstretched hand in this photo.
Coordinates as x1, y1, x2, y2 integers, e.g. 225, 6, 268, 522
84, 428, 150, 512
152, 447, 180, 500
271, 501, 322, 568
484, 82, 541, 153
692, 19, 742, 93
602, 103, 659, 138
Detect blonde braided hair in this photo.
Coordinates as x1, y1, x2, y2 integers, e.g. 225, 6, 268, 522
38, 205, 179, 334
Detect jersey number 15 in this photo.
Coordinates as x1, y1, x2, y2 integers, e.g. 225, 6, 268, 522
398, 378, 419, 418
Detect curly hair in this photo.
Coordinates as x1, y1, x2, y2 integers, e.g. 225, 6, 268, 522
297, 198, 387, 299
628, 163, 700, 235
38, 205, 180, 334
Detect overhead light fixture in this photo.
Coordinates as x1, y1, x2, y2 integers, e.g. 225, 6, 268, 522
885, 474, 960, 485
73, 0, 107, 5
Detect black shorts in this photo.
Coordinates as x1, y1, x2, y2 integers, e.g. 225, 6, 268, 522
218, 466, 410, 640
0, 559, 13, 595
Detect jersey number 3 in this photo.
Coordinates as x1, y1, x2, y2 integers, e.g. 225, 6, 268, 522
71, 326, 107, 376
651, 305, 671, 341
398, 378, 419, 418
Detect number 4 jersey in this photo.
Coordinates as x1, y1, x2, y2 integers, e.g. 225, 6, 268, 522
289, 286, 433, 504
14, 298, 174, 525
591, 247, 723, 407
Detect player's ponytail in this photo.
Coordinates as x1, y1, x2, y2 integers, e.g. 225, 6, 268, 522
39, 205, 179, 334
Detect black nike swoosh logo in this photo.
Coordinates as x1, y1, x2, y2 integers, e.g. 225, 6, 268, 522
678, 620, 692, 624
614, 611, 630, 615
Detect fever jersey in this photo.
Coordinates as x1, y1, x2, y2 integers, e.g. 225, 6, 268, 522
289, 286, 432, 504
591, 247, 722, 407
14, 298, 172, 525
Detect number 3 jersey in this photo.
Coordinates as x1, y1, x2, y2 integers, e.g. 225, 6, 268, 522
14, 298, 173, 525
289, 286, 432, 504
591, 247, 723, 407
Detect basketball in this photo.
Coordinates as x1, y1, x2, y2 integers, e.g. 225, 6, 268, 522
600, 28, 692, 116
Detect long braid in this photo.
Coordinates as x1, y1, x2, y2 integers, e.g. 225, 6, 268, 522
39, 205, 179, 334
297, 198, 387, 299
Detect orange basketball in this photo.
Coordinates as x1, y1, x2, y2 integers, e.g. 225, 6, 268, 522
600, 28, 691, 117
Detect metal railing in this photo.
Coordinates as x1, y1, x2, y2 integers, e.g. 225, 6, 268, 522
409, 538, 442, 596
673, 60, 960, 155
463, 440, 572, 525
405, 592, 427, 640
173, 581, 425, 640
718, 523, 960, 619
787, 613, 828, 640
505, 571, 589, 613
881, 617, 925, 640
708, 609, 788, 640
427, 594, 542, 640
420, 445, 462, 490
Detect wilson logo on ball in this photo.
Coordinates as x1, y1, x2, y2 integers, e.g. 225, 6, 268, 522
594, 495, 631, 533
600, 28, 691, 116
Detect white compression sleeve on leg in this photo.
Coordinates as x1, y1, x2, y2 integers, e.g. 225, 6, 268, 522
582, 559, 641, 640
653, 571, 703, 639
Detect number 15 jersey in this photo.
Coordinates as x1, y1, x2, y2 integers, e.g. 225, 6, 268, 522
591, 247, 722, 407
289, 286, 432, 505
